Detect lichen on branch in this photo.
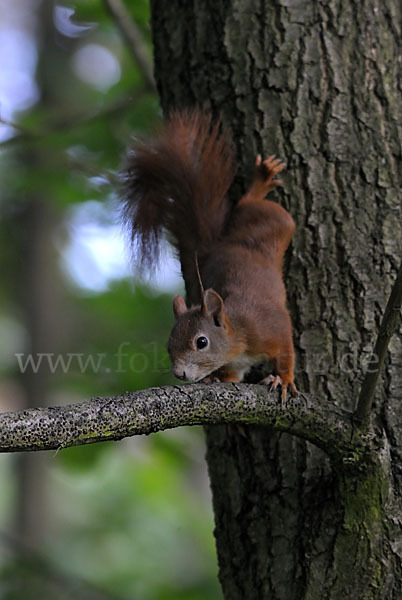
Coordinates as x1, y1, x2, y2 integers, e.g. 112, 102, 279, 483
0, 383, 371, 459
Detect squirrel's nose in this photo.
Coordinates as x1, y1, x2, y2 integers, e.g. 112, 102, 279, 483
174, 368, 186, 380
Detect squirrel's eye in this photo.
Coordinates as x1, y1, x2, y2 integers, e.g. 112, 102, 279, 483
196, 336, 209, 350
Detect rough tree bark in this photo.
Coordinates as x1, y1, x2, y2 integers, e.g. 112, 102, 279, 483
0, 386, 364, 455
150, 1, 402, 598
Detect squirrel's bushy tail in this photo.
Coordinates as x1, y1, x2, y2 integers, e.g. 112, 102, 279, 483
122, 109, 236, 270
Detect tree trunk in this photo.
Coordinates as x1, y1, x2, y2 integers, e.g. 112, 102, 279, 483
150, 1, 402, 598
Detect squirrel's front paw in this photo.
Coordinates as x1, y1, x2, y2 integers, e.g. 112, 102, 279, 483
255, 155, 285, 191
201, 375, 221, 383
260, 374, 298, 402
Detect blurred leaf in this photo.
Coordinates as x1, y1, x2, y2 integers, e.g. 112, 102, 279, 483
56, 441, 110, 471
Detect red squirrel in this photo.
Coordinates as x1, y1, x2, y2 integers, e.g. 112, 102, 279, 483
123, 109, 297, 398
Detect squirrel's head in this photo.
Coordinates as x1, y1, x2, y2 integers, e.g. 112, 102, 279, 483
167, 289, 234, 382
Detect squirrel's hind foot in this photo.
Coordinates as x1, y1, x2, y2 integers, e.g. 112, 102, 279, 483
255, 155, 285, 192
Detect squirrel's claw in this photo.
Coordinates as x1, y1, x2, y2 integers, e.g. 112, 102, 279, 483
260, 374, 298, 402
261, 374, 283, 390
202, 374, 221, 383
264, 155, 285, 173
287, 383, 298, 398
255, 155, 285, 192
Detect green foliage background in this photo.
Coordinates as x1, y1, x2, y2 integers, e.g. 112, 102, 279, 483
0, 1, 221, 598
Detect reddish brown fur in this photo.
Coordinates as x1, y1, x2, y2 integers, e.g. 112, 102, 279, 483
123, 111, 297, 396
123, 109, 235, 283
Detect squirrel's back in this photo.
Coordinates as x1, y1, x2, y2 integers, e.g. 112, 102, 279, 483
122, 109, 236, 274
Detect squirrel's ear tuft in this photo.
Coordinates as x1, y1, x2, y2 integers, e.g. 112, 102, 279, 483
173, 295, 187, 319
202, 289, 226, 327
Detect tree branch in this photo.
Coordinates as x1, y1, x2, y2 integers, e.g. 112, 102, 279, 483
103, 0, 156, 91
355, 259, 402, 422
0, 383, 370, 460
